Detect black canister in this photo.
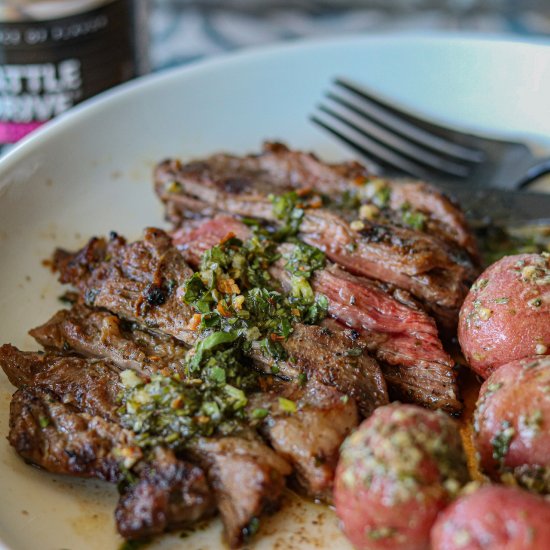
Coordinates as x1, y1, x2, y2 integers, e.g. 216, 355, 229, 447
0, 0, 148, 146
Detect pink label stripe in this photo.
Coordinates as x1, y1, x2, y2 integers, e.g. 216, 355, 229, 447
0, 121, 44, 143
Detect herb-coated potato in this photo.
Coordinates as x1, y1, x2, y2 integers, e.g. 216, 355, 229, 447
334, 404, 469, 550
473, 355, 550, 493
430, 485, 550, 550
458, 253, 550, 378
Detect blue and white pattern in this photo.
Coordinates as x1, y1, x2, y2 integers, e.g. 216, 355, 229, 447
149, 1, 550, 71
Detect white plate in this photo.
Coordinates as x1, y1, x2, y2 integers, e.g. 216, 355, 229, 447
1, 32, 550, 550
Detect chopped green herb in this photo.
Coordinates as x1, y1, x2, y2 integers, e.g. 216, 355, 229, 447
251, 408, 269, 420
491, 421, 515, 463
401, 204, 427, 231
270, 191, 305, 239
373, 185, 391, 208
38, 416, 50, 429
278, 397, 297, 413
284, 242, 326, 278
188, 331, 239, 372
242, 517, 260, 540
120, 208, 331, 450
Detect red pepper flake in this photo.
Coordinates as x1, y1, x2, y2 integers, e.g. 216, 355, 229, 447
296, 187, 313, 197
220, 231, 236, 245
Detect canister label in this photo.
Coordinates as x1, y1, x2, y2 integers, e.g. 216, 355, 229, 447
0, 0, 138, 143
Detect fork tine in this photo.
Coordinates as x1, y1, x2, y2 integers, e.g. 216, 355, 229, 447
334, 78, 485, 163
321, 97, 472, 178
311, 109, 440, 181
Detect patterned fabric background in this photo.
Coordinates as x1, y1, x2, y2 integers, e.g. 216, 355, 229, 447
149, 0, 550, 71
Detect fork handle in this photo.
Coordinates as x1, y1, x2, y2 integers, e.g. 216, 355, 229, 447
518, 159, 550, 189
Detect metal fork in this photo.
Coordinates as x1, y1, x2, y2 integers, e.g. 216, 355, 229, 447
311, 77, 550, 190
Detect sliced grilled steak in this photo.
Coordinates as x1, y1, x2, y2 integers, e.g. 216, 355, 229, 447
186, 435, 291, 547
256, 142, 478, 260
175, 215, 461, 413
30, 304, 187, 377
380, 362, 461, 412
116, 446, 216, 540
0, 343, 290, 547
53, 228, 197, 344
154, 156, 474, 320
9, 386, 131, 482
29, 308, 361, 500
247, 319, 387, 416
28, 306, 365, 498
0, 343, 122, 423
156, 141, 477, 258
53, 233, 388, 414
249, 378, 359, 502
1, 345, 217, 539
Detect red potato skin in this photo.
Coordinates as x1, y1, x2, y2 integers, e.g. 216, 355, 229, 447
431, 485, 550, 550
458, 253, 550, 379
473, 355, 550, 492
334, 404, 469, 550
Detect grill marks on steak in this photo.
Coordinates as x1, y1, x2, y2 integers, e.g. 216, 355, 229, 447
0, 343, 122, 423
27, 305, 364, 526
30, 304, 188, 377
9, 384, 215, 539
9, 386, 131, 483
154, 144, 477, 318
53, 232, 389, 415
53, 228, 197, 344
248, 319, 388, 417
175, 215, 461, 413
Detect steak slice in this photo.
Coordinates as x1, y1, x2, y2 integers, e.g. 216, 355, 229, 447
247, 319, 388, 416
0, 343, 122, 423
30, 304, 188, 377
154, 155, 473, 319
0, 344, 290, 547
175, 215, 461, 413
53, 228, 197, 343
186, 435, 291, 547
53, 233, 388, 414
249, 378, 359, 502
9, 386, 131, 482
115, 446, 216, 540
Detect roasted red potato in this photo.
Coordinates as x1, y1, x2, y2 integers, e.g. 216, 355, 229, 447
431, 484, 550, 550
473, 355, 550, 493
458, 253, 550, 378
334, 404, 468, 550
